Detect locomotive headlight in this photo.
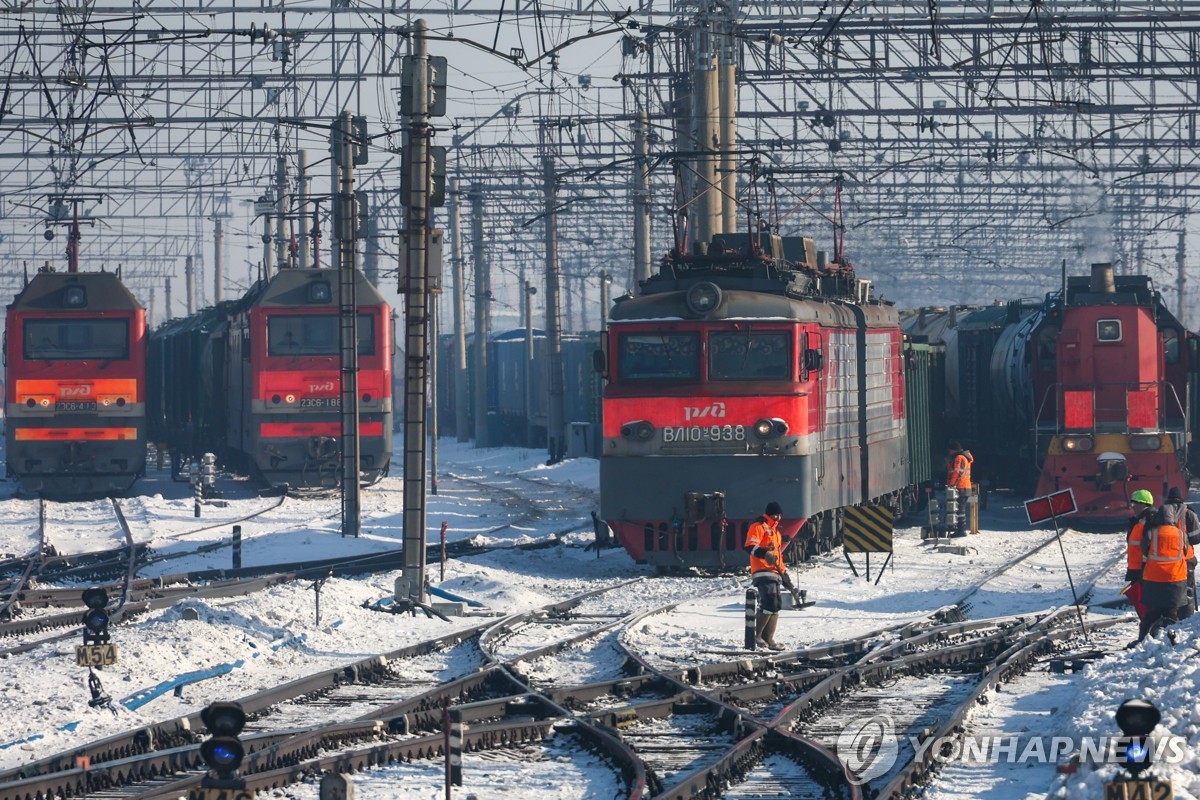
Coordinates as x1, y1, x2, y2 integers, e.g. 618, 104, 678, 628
754, 418, 774, 438
116, 397, 126, 407
685, 282, 722, 316
285, 394, 296, 404
772, 418, 789, 436
621, 420, 655, 441
102, 398, 111, 406
1063, 436, 1094, 452
39, 398, 50, 407
25, 398, 35, 408
1130, 435, 1162, 451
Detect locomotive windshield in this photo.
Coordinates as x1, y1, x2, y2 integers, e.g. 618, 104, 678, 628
618, 333, 699, 381
23, 318, 129, 361
709, 331, 791, 380
267, 314, 375, 356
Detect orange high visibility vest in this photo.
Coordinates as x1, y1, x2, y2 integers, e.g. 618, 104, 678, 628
1143, 524, 1192, 583
745, 517, 784, 576
1127, 521, 1145, 573
947, 452, 973, 489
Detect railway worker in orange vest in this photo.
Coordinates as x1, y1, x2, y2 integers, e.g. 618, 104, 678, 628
1135, 495, 1197, 644
1123, 489, 1156, 626
745, 501, 790, 651
945, 442, 974, 537
1160, 486, 1200, 618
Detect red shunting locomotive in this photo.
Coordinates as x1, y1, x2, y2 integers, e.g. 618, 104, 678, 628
1031, 264, 1191, 518
149, 268, 392, 490
598, 234, 910, 570
4, 269, 147, 497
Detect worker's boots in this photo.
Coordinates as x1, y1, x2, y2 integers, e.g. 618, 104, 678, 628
763, 615, 784, 651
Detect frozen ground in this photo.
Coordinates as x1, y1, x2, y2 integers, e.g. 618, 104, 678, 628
0, 438, 1195, 800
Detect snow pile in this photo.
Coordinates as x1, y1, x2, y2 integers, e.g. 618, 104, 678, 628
1053, 615, 1200, 800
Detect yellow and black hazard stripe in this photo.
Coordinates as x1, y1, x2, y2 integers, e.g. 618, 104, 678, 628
843, 505, 894, 553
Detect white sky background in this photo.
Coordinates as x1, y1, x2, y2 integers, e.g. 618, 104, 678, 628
1, 437, 1198, 798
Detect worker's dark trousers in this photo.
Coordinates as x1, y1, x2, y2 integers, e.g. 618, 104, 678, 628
1138, 605, 1181, 642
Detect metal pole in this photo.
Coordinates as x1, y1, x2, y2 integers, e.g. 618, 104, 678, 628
400, 19, 432, 603
275, 155, 288, 272
524, 279, 537, 447
185, 255, 195, 314
1177, 228, 1187, 324
363, 214, 381, 286
148, 286, 156, 330
471, 185, 489, 448
213, 217, 223, 303
672, 74, 693, 249
599, 270, 611, 332
1052, 516, 1089, 641
449, 179, 469, 442
718, 10, 738, 235
164, 277, 172, 321
633, 111, 652, 288
298, 150, 310, 269
262, 215, 272, 278
542, 156, 566, 464
333, 111, 362, 539
430, 296, 439, 495
692, 23, 720, 248
232, 525, 242, 570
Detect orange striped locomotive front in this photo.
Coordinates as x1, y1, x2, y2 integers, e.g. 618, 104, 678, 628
242, 278, 393, 489
5, 271, 146, 497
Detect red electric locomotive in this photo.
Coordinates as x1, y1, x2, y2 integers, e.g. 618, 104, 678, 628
597, 234, 912, 570
4, 268, 147, 497
149, 268, 392, 490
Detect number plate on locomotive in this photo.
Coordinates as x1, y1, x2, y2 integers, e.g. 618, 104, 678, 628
75, 644, 118, 667
661, 425, 746, 444
56, 401, 97, 413
299, 397, 339, 409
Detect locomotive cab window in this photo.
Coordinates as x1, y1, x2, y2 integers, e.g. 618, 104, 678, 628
1162, 329, 1181, 364
23, 318, 129, 361
1097, 319, 1122, 342
617, 333, 699, 381
267, 314, 375, 356
709, 331, 790, 380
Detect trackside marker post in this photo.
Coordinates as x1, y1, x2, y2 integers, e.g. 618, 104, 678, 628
744, 588, 757, 650
1024, 488, 1087, 641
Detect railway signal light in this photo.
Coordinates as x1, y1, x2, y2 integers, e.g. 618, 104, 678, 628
199, 701, 248, 788
80, 588, 110, 646
1114, 699, 1161, 778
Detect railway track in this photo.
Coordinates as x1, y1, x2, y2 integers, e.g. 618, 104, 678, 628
0, 483, 1138, 800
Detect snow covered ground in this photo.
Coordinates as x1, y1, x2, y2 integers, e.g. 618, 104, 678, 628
0, 438, 1195, 799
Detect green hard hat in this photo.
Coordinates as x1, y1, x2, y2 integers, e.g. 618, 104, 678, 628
1131, 489, 1155, 506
